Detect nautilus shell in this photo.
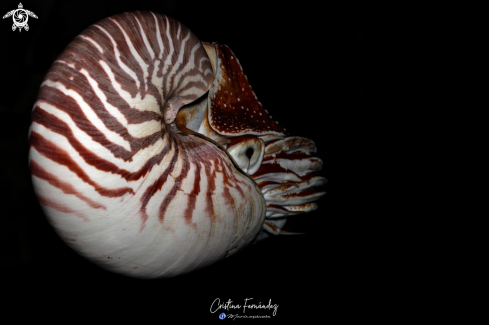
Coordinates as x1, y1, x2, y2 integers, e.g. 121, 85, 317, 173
28, 11, 326, 278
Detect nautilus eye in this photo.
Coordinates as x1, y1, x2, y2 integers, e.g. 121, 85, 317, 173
28, 11, 327, 278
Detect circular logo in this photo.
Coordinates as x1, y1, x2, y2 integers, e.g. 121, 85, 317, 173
219, 313, 226, 320
14, 10, 27, 27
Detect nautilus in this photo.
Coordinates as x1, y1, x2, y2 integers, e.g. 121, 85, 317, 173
28, 11, 326, 278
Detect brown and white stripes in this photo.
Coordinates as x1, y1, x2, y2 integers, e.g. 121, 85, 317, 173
28, 12, 266, 278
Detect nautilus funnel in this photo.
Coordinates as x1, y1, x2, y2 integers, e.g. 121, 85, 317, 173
28, 11, 326, 278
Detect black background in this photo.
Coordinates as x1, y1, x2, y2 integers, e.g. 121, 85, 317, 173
0, 0, 367, 321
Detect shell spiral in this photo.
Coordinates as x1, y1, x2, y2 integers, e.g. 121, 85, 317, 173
28, 11, 326, 278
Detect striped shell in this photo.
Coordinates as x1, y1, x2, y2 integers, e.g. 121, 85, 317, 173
28, 11, 326, 278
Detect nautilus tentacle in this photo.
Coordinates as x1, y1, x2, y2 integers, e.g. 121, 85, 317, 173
28, 11, 326, 278
178, 42, 327, 240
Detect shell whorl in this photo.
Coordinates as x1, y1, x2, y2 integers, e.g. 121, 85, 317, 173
28, 11, 265, 278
